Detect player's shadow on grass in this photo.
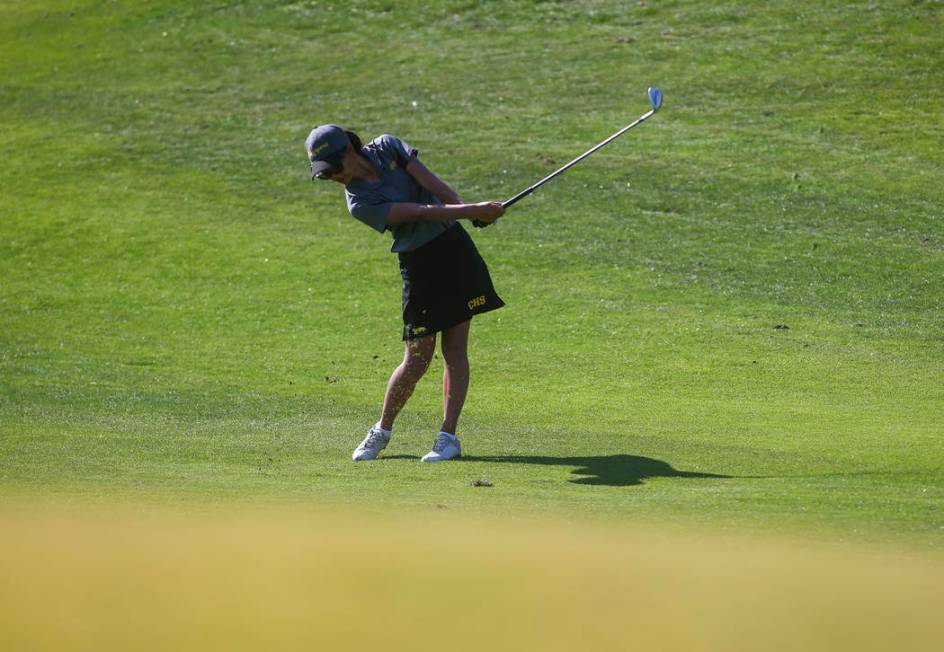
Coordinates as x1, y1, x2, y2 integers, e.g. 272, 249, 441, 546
464, 454, 728, 487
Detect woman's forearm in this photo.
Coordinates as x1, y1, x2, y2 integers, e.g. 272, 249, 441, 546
386, 201, 504, 226
387, 203, 481, 224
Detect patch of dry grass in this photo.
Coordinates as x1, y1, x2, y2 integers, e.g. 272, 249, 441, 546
1, 500, 941, 651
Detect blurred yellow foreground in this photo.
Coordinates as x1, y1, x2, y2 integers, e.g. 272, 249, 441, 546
1, 501, 941, 651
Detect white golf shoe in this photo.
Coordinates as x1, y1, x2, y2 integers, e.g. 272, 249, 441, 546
421, 432, 461, 462
352, 424, 391, 461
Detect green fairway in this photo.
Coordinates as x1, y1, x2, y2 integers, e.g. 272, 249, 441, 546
1, 0, 942, 546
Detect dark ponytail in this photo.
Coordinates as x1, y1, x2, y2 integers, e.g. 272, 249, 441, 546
345, 130, 363, 153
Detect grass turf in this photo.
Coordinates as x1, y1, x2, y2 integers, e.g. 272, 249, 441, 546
1, 0, 942, 547
3, 503, 944, 651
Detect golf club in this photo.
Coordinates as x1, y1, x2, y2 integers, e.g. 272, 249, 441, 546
475, 87, 662, 227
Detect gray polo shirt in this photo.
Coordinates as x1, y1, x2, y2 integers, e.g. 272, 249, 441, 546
345, 134, 455, 253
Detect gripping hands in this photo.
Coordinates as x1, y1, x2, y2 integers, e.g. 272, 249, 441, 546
470, 201, 504, 229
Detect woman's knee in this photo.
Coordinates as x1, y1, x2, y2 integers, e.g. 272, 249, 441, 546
441, 321, 470, 367
402, 337, 435, 375
440, 341, 469, 368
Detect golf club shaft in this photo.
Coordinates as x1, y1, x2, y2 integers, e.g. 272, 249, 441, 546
501, 108, 657, 209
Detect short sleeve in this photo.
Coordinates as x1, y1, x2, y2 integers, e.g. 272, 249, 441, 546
376, 134, 418, 165
347, 196, 391, 233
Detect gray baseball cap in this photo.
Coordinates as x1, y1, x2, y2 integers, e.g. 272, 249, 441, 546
305, 124, 350, 178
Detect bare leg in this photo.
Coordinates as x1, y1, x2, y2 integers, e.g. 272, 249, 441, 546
440, 320, 471, 434
379, 335, 436, 431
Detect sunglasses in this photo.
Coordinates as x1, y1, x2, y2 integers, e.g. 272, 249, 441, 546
312, 150, 346, 180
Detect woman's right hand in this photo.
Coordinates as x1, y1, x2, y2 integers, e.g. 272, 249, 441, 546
470, 201, 505, 224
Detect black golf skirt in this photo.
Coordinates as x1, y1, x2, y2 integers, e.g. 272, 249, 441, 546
398, 224, 505, 340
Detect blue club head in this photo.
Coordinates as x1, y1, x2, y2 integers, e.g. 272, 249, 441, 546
648, 87, 663, 111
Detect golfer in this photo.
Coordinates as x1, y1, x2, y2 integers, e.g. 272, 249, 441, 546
306, 124, 505, 462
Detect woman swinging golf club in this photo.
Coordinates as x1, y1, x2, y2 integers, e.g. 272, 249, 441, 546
306, 124, 504, 462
